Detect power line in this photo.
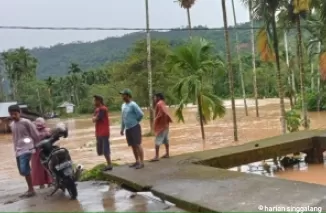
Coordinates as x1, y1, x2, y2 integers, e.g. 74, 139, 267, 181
0, 25, 302, 31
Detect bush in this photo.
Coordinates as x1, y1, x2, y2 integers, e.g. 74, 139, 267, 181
295, 91, 326, 111
79, 163, 119, 181
285, 110, 302, 132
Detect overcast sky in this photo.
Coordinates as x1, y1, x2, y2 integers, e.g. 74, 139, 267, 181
0, 0, 249, 51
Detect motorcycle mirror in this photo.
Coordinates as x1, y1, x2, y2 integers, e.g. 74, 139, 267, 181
23, 138, 32, 144
56, 122, 66, 131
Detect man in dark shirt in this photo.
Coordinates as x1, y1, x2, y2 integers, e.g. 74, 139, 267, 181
92, 95, 112, 171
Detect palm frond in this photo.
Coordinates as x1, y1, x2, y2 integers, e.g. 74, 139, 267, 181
256, 26, 275, 62
320, 51, 326, 80
176, 0, 196, 9
174, 100, 186, 123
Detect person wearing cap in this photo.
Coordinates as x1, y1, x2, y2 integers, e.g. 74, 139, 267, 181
92, 95, 112, 171
119, 89, 145, 169
150, 93, 172, 162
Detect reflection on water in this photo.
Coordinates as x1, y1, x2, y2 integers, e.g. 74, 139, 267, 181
229, 153, 326, 186
1, 99, 326, 211
0, 181, 183, 212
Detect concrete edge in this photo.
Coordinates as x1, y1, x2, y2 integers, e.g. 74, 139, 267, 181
102, 130, 326, 212
151, 188, 220, 213
105, 171, 152, 191
172, 130, 324, 164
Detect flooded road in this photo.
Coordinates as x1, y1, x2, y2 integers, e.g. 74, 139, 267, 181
0, 181, 183, 212
1, 98, 326, 211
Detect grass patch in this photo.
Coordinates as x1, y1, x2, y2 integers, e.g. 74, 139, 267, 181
79, 163, 119, 181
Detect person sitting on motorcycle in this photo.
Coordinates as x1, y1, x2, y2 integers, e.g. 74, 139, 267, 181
31, 117, 52, 189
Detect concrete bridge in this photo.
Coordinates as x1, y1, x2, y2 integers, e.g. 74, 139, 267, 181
104, 130, 326, 212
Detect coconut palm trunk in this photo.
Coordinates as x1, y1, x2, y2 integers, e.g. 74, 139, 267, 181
296, 16, 309, 129
284, 31, 296, 100
317, 42, 321, 111
311, 63, 315, 90
221, 0, 238, 141
249, 0, 259, 117
197, 92, 206, 149
284, 32, 295, 108
231, 0, 248, 116
271, 15, 287, 134
145, 0, 154, 134
186, 8, 192, 38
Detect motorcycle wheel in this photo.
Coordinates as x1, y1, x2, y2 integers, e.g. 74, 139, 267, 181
65, 176, 78, 199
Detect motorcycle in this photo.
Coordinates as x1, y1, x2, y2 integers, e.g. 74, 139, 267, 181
24, 123, 83, 199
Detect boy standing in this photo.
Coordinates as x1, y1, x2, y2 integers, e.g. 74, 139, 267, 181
150, 93, 172, 162
92, 95, 112, 171
9, 104, 39, 198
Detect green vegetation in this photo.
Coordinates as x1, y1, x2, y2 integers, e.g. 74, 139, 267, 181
80, 163, 119, 181
29, 24, 258, 79
285, 110, 304, 132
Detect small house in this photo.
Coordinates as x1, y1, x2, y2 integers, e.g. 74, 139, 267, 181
57, 102, 75, 114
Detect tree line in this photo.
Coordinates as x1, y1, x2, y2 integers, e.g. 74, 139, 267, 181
0, 0, 326, 143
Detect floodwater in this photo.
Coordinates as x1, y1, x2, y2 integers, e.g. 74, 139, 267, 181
2, 98, 326, 211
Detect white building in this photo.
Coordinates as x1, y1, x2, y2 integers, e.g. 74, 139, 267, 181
57, 102, 75, 114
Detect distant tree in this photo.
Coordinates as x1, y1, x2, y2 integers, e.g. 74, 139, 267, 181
176, 0, 196, 38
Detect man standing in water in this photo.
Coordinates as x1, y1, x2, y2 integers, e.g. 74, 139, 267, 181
119, 89, 145, 169
92, 95, 113, 171
150, 93, 172, 162
9, 104, 39, 198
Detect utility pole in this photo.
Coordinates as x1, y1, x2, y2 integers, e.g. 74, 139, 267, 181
37, 88, 43, 114
145, 0, 154, 135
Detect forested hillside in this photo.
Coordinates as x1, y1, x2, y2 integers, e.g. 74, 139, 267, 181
30, 22, 258, 78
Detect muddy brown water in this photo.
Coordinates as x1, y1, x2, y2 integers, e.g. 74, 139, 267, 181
2, 98, 326, 211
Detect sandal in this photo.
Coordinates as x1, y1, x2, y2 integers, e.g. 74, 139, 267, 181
129, 162, 138, 168
102, 166, 113, 171
135, 163, 144, 169
19, 191, 36, 198
161, 154, 170, 159
149, 158, 159, 162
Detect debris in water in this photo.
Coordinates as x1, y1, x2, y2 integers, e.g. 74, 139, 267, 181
129, 193, 137, 199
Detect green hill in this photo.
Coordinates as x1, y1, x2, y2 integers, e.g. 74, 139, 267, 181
30, 22, 259, 79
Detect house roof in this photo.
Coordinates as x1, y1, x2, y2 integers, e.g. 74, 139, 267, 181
57, 101, 75, 108
0, 102, 27, 118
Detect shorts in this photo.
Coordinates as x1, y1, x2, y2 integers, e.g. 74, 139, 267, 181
155, 129, 169, 146
126, 124, 142, 147
16, 153, 32, 176
96, 136, 111, 156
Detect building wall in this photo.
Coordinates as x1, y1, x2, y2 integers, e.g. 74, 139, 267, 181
0, 118, 11, 133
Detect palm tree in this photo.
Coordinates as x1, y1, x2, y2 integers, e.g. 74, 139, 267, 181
277, 9, 297, 103
231, 0, 248, 116
249, 0, 260, 117
145, 0, 154, 135
305, 7, 326, 110
68, 63, 82, 74
222, 0, 238, 141
1, 48, 38, 100
177, 0, 196, 37
243, 0, 286, 134
289, 0, 310, 129
166, 37, 226, 147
